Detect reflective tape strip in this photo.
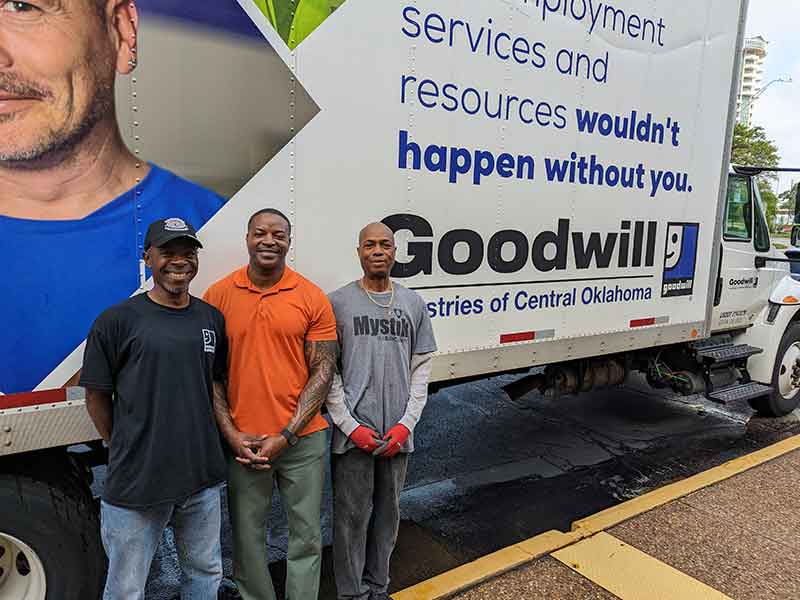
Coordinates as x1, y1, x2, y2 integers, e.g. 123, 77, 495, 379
0, 389, 67, 411
500, 329, 555, 344
630, 316, 670, 328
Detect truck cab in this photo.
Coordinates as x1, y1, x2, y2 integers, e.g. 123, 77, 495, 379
703, 167, 800, 418
712, 168, 789, 332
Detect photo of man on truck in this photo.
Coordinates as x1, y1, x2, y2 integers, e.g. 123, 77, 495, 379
0, 0, 225, 394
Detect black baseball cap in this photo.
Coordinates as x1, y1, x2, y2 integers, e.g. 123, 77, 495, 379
144, 218, 203, 250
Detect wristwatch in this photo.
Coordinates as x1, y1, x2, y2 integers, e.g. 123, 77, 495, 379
281, 428, 299, 447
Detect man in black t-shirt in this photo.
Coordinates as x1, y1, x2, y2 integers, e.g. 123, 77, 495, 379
81, 218, 227, 600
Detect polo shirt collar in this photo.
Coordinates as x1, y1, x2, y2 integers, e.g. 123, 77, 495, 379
233, 265, 300, 295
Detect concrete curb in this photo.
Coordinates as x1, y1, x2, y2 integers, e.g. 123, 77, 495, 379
392, 433, 800, 600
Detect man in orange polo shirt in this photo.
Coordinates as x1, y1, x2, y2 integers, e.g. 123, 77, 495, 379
204, 208, 337, 600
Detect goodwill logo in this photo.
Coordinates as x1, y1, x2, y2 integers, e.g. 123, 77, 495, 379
661, 223, 699, 298
202, 329, 217, 353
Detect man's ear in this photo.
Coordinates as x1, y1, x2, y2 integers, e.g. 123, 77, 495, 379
109, 0, 140, 75
143, 248, 152, 268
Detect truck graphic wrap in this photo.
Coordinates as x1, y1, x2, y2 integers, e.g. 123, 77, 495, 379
0, 0, 746, 389
252, 0, 347, 48
0, 0, 316, 394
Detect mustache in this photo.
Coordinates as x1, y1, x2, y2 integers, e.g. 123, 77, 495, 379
0, 73, 52, 99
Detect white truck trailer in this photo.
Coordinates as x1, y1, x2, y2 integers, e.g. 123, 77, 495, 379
3, 0, 796, 597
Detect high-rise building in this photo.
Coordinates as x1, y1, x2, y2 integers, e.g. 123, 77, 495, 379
737, 36, 768, 126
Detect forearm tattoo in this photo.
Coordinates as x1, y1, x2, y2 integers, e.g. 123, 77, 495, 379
287, 340, 338, 434
212, 380, 238, 438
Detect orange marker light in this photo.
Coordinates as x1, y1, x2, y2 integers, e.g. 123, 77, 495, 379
783, 296, 799, 304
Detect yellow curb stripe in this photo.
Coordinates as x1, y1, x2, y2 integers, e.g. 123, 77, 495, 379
553, 532, 733, 600
392, 434, 800, 600
572, 433, 800, 535
391, 530, 583, 600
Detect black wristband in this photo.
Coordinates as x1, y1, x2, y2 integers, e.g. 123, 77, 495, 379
281, 428, 299, 446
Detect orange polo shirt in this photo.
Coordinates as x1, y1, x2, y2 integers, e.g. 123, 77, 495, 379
203, 266, 336, 437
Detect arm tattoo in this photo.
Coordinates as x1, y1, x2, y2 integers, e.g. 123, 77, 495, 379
287, 340, 338, 435
212, 380, 239, 441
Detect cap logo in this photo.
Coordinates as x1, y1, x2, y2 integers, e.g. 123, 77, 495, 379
164, 218, 189, 232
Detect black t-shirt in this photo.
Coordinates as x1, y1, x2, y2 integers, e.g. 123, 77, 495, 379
80, 293, 228, 508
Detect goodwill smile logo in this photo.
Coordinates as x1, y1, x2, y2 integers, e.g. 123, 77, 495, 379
661, 223, 699, 298
252, 0, 347, 48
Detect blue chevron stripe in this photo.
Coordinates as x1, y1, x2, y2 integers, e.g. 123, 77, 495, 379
137, 0, 265, 39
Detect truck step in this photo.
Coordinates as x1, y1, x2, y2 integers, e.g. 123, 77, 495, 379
695, 344, 762, 365
707, 382, 772, 404
691, 334, 734, 351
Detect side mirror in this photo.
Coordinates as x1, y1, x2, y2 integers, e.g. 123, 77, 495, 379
792, 225, 800, 247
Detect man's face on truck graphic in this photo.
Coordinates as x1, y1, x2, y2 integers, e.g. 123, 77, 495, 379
0, 0, 137, 166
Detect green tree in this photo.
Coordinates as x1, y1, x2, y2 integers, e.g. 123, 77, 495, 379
759, 180, 779, 232
731, 123, 782, 230
731, 123, 780, 172
778, 182, 799, 233
779, 182, 798, 210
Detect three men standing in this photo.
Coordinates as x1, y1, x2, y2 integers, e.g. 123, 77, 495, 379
81, 219, 227, 600
83, 213, 435, 599
204, 209, 338, 600
327, 222, 437, 600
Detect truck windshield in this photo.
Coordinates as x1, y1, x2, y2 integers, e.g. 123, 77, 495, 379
724, 176, 752, 241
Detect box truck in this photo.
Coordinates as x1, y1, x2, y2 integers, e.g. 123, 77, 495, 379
3, 0, 794, 597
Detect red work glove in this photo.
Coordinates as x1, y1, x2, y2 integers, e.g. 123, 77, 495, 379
377, 424, 410, 458
350, 425, 382, 453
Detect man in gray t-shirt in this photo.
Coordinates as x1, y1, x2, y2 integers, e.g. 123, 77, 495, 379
327, 222, 436, 600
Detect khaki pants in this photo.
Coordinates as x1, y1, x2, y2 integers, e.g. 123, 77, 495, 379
227, 430, 327, 600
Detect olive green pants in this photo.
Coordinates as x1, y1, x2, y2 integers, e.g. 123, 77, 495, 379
227, 430, 327, 600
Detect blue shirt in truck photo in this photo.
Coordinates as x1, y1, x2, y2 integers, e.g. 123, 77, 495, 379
0, 165, 225, 394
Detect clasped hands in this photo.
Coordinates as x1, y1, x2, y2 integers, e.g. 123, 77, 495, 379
230, 431, 287, 470
350, 424, 409, 458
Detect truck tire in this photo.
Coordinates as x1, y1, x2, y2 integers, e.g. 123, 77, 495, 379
0, 462, 105, 600
750, 322, 800, 417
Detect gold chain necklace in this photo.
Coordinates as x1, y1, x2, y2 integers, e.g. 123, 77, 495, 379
359, 278, 394, 311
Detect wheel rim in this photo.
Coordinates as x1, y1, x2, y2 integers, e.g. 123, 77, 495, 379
0, 533, 46, 600
777, 342, 800, 399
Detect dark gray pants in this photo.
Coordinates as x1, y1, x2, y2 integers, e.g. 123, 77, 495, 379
332, 449, 409, 600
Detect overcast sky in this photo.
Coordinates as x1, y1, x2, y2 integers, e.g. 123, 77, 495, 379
746, 1, 800, 193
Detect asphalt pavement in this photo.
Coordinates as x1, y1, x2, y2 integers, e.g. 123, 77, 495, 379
91, 372, 800, 600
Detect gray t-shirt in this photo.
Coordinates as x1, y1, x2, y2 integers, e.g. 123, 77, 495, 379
329, 281, 437, 454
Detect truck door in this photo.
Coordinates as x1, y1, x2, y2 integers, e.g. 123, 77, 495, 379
712, 174, 780, 331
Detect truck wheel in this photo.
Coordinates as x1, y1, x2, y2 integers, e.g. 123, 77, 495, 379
0, 467, 105, 600
750, 322, 800, 417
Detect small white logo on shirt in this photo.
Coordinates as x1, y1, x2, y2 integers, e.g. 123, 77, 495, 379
202, 329, 216, 353
164, 218, 189, 232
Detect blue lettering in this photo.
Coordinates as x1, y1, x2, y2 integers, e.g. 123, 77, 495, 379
401, 6, 421, 38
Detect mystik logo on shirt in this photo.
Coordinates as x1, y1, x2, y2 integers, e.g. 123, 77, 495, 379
353, 310, 410, 340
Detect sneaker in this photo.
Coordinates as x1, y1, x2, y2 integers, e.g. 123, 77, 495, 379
218, 579, 242, 600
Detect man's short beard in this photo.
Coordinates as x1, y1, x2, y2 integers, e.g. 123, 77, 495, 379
0, 77, 116, 171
